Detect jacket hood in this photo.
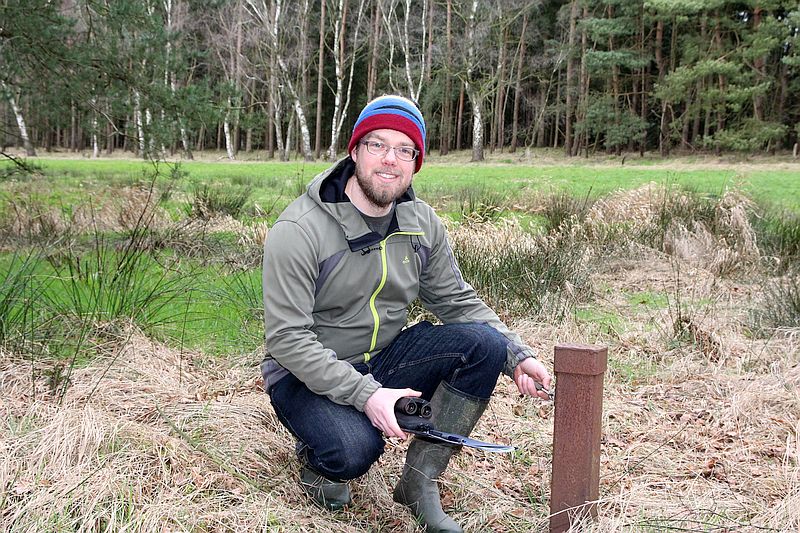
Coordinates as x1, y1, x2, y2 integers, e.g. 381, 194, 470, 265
306, 157, 423, 252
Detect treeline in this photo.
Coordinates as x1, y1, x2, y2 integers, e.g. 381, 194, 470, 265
1, 0, 799, 161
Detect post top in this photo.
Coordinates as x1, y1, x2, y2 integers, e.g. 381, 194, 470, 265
554, 344, 608, 375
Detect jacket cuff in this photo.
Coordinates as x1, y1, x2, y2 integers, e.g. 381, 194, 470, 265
353, 376, 382, 412
503, 344, 537, 377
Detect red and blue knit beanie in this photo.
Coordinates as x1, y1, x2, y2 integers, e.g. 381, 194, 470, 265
348, 95, 427, 173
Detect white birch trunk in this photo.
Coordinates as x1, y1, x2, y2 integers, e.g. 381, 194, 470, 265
380, 0, 399, 94
224, 98, 236, 160
327, 0, 345, 160
164, 0, 192, 159
278, 58, 314, 161
469, 88, 484, 161
145, 107, 156, 156
274, 101, 285, 161
282, 116, 294, 161
401, 0, 427, 102
2, 82, 36, 156
133, 89, 146, 155
91, 97, 99, 158
466, 0, 483, 161
328, 0, 367, 160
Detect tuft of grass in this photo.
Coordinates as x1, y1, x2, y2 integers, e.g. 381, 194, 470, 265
456, 186, 507, 223
0, 250, 51, 347
753, 208, 800, 271
751, 272, 800, 330
540, 190, 594, 234
451, 219, 592, 320
187, 183, 253, 220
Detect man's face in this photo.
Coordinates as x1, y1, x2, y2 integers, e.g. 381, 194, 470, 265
350, 128, 416, 210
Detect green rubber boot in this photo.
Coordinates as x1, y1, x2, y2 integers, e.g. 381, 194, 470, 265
300, 465, 352, 511
393, 383, 489, 532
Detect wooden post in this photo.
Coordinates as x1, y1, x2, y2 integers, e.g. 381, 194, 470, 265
550, 343, 607, 532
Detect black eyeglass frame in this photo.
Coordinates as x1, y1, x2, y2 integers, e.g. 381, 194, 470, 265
359, 140, 419, 162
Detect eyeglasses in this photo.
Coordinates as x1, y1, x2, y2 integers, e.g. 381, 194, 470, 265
359, 140, 419, 162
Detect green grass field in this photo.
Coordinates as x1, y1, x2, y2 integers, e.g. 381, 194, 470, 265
5, 157, 800, 216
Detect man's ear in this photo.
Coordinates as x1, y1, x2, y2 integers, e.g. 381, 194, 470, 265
350, 143, 359, 163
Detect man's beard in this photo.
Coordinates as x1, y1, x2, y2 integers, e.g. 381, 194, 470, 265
356, 171, 408, 209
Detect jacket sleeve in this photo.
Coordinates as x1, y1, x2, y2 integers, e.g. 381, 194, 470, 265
417, 212, 538, 377
263, 220, 381, 410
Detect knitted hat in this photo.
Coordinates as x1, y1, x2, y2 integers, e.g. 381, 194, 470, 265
348, 95, 427, 173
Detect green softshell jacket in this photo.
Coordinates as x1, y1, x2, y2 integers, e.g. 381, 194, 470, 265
261, 158, 537, 411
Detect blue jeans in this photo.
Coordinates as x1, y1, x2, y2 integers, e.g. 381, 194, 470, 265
268, 321, 507, 481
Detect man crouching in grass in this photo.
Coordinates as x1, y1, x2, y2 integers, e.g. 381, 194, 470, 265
261, 95, 552, 532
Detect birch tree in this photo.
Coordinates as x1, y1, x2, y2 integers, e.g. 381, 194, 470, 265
380, 0, 429, 102
327, 0, 368, 160
245, 0, 315, 161
0, 82, 36, 156
462, 0, 485, 161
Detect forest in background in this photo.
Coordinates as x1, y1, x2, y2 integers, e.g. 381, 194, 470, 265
2, 0, 799, 162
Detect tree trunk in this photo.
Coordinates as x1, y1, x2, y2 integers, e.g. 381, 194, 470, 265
553, 71, 561, 149
564, 0, 578, 156
465, 0, 483, 161
425, 0, 433, 83
579, 5, 589, 157
439, 0, 453, 156
315, 0, 327, 159
224, 99, 236, 160
367, 0, 380, 101
456, 82, 464, 151
91, 97, 99, 158
510, 12, 527, 153
468, 86, 484, 161
536, 86, 547, 148
752, 6, 765, 122
328, 0, 367, 160
133, 90, 146, 156
638, 4, 647, 156
1, 83, 37, 156
492, 25, 508, 152
71, 100, 78, 152
608, 5, 621, 156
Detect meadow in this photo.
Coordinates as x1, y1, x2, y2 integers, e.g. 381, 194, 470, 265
1, 154, 798, 531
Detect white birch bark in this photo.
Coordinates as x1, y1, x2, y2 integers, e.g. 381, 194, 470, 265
91, 97, 100, 158
145, 107, 156, 156
133, 89, 146, 155
224, 97, 236, 160
328, 0, 367, 160
379, 0, 399, 93
401, 0, 427, 102
466, 0, 483, 161
245, 0, 314, 161
164, 0, 192, 158
1, 82, 37, 156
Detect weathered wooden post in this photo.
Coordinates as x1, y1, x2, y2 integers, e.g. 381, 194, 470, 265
550, 343, 607, 532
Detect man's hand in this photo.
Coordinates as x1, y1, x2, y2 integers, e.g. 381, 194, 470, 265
364, 387, 422, 439
514, 357, 553, 400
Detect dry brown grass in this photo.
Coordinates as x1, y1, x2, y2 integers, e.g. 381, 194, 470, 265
0, 186, 172, 241
2, 206, 799, 531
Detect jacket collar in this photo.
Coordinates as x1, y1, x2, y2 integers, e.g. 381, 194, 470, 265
307, 157, 423, 251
